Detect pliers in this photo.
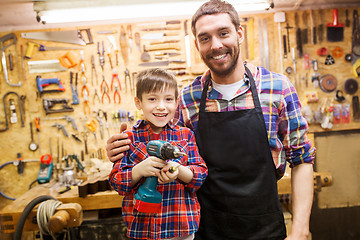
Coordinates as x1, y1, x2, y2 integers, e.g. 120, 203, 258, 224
97, 41, 105, 70
83, 90, 91, 115
101, 85, 111, 104
124, 68, 132, 92
91, 55, 98, 85
113, 83, 121, 104
111, 69, 121, 91
93, 89, 100, 104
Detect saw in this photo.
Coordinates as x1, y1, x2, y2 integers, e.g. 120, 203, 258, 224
21, 29, 93, 46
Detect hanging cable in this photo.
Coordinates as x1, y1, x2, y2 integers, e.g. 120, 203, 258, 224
37, 199, 63, 240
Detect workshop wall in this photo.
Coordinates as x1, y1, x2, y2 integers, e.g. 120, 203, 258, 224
1, 7, 360, 212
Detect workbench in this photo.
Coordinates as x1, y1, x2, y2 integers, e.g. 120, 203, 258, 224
0, 172, 331, 237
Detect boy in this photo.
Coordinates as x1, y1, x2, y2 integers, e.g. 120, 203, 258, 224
109, 68, 207, 240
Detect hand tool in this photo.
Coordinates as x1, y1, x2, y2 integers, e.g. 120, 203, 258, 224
8, 53, 13, 71
97, 30, 117, 34
106, 45, 114, 69
101, 85, 111, 104
97, 41, 105, 70
86, 120, 97, 143
352, 96, 360, 121
140, 26, 181, 31
36, 75, 65, 96
81, 131, 89, 154
90, 55, 98, 85
43, 98, 74, 115
70, 72, 79, 105
25, 41, 83, 59
292, 48, 297, 74
325, 55, 335, 65
274, 12, 285, 73
93, 110, 105, 140
138, 60, 185, 67
345, 9, 351, 27
37, 151, 54, 184
124, 68, 132, 92
327, 9, 344, 42
352, 10, 360, 57
150, 39, 180, 45
108, 35, 119, 66
27, 59, 67, 73
120, 25, 129, 66
284, 23, 293, 54
282, 35, 288, 59
184, 20, 191, 68
111, 69, 121, 91
100, 75, 110, 93
21, 29, 93, 45
35, 117, 41, 154
295, 13, 303, 58
93, 89, 100, 104
9, 99, 17, 124
113, 83, 121, 104
0, 92, 25, 132
302, 11, 309, 44
141, 32, 178, 40
318, 9, 324, 43
81, 78, 90, 101
45, 115, 78, 131
52, 123, 69, 137
134, 32, 141, 52
127, 25, 133, 52
29, 122, 38, 151
134, 140, 187, 213
154, 52, 181, 57
20, 44, 26, 83
83, 90, 91, 115
72, 134, 82, 143
0, 33, 22, 87
310, 10, 317, 44
145, 44, 182, 52
137, 20, 181, 27
141, 45, 151, 62
58, 51, 78, 68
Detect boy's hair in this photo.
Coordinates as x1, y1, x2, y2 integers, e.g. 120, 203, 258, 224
191, 0, 240, 37
136, 68, 178, 100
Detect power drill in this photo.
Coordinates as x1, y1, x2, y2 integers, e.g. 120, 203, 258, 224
134, 140, 186, 213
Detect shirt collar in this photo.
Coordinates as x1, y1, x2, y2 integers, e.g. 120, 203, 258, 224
133, 119, 176, 131
199, 61, 259, 99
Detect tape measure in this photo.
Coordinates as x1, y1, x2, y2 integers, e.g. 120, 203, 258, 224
37, 154, 53, 183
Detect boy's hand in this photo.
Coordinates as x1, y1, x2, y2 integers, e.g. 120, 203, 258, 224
134, 156, 166, 177
106, 123, 130, 162
157, 161, 180, 184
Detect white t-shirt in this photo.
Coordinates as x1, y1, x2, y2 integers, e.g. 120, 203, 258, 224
211, 79, 245, 101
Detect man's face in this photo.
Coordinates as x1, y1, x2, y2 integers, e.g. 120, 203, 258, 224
194, 13, 243, 77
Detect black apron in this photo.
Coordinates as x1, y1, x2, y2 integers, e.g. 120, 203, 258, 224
194, 66, 286, 240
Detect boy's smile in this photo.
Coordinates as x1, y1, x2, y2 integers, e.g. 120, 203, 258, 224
135, 87, 177, 134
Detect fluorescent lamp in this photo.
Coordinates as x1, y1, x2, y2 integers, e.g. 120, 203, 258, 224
38, 1, 271, 24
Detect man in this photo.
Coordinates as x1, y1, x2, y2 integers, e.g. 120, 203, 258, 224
107, 0, 315, 239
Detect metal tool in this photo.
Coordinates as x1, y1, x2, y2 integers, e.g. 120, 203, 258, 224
120, 25, 129, 66
29, 122, 38, 151
295, 13, 303, 58
0, 33, 21, 87
52, 123, 69, 137
35, 117, 41, 154
70, 72, 79, 105
86, 120, 97, 143
37, 152, 53, 184
0, 92, 25, 132
134, 140, 187, 213
43, 98, 74, 115
21, 29, 93, 45
97, 41, 105, 70
138, 60, 185, 67
27, 60, 67, 73
36, 75, 65, 96
45, 115, 78, 131
141, 32, 178, 40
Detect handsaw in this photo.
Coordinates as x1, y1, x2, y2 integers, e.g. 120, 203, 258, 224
138, 60, 185, 67
21, 29, 93, 46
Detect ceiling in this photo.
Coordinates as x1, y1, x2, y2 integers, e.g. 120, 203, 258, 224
0, 0, 359, 32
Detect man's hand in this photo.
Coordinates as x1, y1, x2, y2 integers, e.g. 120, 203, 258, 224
106, 123, 131, 162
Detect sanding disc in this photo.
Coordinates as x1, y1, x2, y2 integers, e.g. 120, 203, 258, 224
320, 74, 337, 92
344, 78, 359, 95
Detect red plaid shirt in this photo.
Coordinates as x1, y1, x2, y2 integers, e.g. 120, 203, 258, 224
109, 120, 207, 239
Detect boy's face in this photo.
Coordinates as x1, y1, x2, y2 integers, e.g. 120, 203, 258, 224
135, 86, 177, 134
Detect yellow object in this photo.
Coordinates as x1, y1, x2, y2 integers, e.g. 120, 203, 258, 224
25, 41, 40, 59
352, 58, 360, 77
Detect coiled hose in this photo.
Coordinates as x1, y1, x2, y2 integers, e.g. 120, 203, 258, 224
13, 195, 55, 240
0, 161, 16, 200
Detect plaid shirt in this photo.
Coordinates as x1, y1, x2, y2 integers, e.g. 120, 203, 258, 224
109, 120, 207, 240
174, 62, 315, 178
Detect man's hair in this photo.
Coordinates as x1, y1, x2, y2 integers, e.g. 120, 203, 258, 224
136, 68, 178, 100
191, 0, 240, 36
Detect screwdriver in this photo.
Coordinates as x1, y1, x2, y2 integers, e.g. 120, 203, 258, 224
35, 117, 41, 154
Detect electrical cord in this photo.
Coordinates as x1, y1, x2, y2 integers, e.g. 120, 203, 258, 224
0, 161, 16, 200
14, 195, 55, 240
37, 199, 62, 240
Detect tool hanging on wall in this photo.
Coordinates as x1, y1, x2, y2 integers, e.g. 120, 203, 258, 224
317, 9, 324, 43
0, 92, 25, 132
36, 75, 65, 96
25, 41, 83, 59
27, 59, 67, 73
29, 122, 38, 151
97, 41, 105, 70
284, 23, 293, 55
35, 117, 41, 154
43, 98, 74, 115
45, 115, 78, 131
302, 11, 309, 44
274, 12, 285, 73
107, 35, 119, 66
344, 78, 358, 95
352, 96, 360, 121
327, 9, 344, 42
319, 74, 337, 92
21, 29, 93, 45
352, 10, 360, 59
295, 13, 303, 58
310, 10, 317, 44
52, 123, 69, 138
0, 33, 22, 87
70, 72, 79, 105
120, 25, 129, 66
